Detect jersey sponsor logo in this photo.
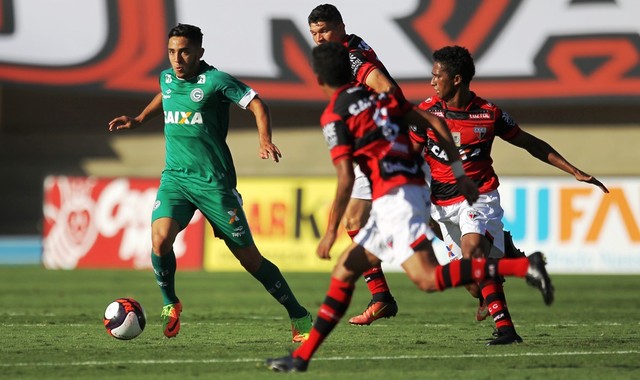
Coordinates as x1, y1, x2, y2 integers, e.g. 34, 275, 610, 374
348, 98, 373, 116
164, 111, 203, 125
501, 111, 516, 127
163, 89, 172, 99
197, 75, 206, 84
190, 88, 204, 102
452, 132, 461, 147
322, 122, 338, 149
469, 112, 491, 119
0, 1, 637, 104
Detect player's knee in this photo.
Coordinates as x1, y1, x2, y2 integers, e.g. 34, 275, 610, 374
151, 231, 173, 255
407, 272, 438, 292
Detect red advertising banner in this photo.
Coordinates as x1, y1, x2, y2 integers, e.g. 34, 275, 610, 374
42, 176, 204, 270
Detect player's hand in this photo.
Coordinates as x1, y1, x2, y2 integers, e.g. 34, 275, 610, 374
455, 175, 480, 205
259, 142, 282, 163
108, 116, 140, 132
316, 230, 338, 260
575, 170, 609, 193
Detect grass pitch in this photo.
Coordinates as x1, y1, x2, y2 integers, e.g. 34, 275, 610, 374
0, 266, 638, 379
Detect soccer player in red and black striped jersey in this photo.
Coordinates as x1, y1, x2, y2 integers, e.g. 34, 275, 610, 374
266, 42, 555, 373
308, 2, 407, 325
410, 45, 608, 345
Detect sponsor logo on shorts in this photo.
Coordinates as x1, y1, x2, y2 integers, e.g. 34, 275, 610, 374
227, 209, 241, 224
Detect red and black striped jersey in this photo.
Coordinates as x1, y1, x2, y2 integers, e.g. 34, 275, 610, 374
410, 93, 521, 205
342, 34, 407, 104
321, 85, 425, 200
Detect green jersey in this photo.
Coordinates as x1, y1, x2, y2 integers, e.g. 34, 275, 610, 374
159, 61, 256, 189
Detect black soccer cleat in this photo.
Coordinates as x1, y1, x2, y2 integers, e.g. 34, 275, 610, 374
503, 230, 526, 258
486, 326, 523, 346
266, 354, 309, 373
525, 251, 555, 305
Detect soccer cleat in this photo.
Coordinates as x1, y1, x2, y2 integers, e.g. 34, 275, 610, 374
266, 354, 309, 372
486, 326, 523, 346
161, 301, 182, 338
348, 299, 398, 326
503, 230, 526, 258
291, 312, 313, 343
475, 300, 490, 322
525, 251, 555, 306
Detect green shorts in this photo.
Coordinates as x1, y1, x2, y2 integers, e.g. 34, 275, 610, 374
152, 177, 254, 248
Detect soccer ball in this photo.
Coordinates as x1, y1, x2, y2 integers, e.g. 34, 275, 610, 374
103, 298, 146, 340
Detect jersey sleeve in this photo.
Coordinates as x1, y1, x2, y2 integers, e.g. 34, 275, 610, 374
212, 71, 256, 109
495, 108, 522, 141
349, 50, 378, 86
409, 100, 430, 144
321, 117, 353, 164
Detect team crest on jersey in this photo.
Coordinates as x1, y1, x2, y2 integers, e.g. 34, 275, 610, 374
164, 74, 172, 83
197, 74, 206, 84
190, 88, 204, 102
474, 127, 487, 140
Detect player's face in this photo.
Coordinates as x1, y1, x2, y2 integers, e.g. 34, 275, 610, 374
168, 36, 204, 79
430, 62, 457, 101
309, 21, 346, 46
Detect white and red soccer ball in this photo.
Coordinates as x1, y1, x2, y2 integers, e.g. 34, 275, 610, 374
103, 298, 146, 340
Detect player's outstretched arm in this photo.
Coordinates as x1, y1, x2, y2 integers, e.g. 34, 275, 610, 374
247, 96, 282, 163
508, 130, 609, 193
108, 93, 163, 132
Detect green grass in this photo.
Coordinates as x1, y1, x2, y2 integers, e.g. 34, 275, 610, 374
0, 266, 638, 379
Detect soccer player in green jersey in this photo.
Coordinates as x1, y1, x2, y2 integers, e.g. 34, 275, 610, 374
108, 23, 312, 342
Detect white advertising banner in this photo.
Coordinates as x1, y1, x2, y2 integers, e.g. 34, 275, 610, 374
388, 177, 640, 274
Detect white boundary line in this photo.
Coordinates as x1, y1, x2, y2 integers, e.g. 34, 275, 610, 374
1, 350, 638, 368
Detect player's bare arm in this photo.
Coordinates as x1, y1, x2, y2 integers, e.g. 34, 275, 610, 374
509, 130, 609, 193
247, 96, 282, 163
317, 158, 355, 260
364, 68, 396, 94
108, 93, 163, 132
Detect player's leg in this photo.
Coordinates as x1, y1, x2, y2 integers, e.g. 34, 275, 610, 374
229, 243, 312, 342
205, 187, 311, 342
458, 191, 522, 345
346, 167, 397, 325
150, 183, 195, 338
267, 243, 374, 372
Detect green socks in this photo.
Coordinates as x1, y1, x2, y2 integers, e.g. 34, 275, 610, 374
251, 258, 307, 319
151, 251, 179, 305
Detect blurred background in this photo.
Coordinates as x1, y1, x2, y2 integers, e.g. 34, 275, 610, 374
0, 0, 638, 272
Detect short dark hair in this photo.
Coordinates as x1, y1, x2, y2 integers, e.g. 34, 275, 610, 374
312, 42, 351, 87
308, 4, 343, 24
432, 46, 475, 85
168, 23, 203, 47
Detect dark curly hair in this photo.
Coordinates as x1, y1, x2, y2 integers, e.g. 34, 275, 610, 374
432, 46, 475, 85
312, 42, 351, 87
